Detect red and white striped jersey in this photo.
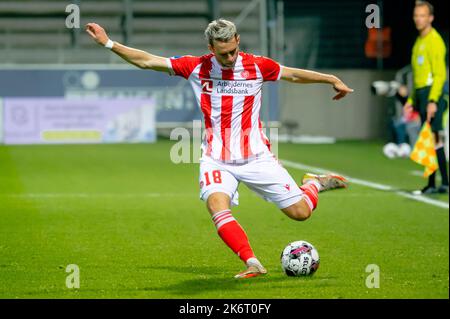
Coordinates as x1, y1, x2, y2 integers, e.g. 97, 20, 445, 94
167, 52, 281, 162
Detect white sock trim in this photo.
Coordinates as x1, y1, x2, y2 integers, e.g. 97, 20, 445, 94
212, 209, 231, 220
215, 217, 235, 229
306, 180, 321, 192
212, 210, 235, 230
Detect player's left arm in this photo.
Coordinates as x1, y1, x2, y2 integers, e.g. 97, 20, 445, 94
280, 66, 354, 100
426, 37, 447, 121
428, 38, 447, 102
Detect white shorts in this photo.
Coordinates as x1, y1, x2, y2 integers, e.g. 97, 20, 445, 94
199, 152, 303, 209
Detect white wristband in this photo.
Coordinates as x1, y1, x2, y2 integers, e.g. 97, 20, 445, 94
104, 39, 114, 49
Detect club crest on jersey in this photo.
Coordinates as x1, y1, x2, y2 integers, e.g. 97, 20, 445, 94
201, 79, 213, 93
240, 70, 250, 79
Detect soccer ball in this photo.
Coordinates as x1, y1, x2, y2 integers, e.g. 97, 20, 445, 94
383, 142, 399, 159
281, 240, 320, 276
397, 143, 411, 158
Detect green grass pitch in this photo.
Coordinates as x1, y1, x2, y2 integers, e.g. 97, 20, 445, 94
0, 140, 448, 298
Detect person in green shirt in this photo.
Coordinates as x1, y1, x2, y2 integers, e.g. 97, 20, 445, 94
404, 1, 449, 194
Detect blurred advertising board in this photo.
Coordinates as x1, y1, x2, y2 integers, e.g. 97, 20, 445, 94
2, 98, 156, 145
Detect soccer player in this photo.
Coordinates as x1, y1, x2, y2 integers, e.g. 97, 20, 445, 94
403, 1, 448, 194
86, 19, 353, 278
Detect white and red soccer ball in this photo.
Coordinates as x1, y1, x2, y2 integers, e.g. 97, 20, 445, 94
281, 240, 320, 277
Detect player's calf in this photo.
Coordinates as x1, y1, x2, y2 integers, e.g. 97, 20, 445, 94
206, 192, 232, 214
207, 193, 257, 265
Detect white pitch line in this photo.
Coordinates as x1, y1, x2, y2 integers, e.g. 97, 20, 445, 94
281, 159, 449, 210
410, 170, 424, 177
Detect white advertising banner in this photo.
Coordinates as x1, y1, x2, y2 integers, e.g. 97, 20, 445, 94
3, 98, 156, 145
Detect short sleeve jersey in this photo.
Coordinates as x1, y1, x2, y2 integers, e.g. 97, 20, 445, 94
167, 52, 282, 162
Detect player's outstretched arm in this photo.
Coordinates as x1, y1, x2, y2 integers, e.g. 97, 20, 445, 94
280, 66, 354, 100
85, 23, 169, 73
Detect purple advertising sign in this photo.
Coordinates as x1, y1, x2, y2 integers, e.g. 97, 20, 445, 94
3, 98, 156, 145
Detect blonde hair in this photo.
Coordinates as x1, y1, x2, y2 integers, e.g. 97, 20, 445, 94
204, 19, 238, 46
415, 1, 434, 15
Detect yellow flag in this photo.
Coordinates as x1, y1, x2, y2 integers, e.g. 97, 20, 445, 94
410, 122, 438, 177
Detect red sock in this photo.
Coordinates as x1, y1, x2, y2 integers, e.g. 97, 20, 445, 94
212, 210, 255, 263
300, 182, 319, 212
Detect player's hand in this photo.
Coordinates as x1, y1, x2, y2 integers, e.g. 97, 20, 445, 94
85, 23, 109, 46
332, 81, 354, 100
426, 102, 437, 123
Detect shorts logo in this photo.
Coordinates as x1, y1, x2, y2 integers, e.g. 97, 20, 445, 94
285, 184, 291, 191
241, 70, 250, 79
201, 80, 213, 93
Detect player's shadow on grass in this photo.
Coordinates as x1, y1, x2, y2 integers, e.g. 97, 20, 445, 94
135, 265, 334, 296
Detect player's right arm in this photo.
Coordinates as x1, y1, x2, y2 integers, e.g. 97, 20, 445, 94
85, 23, 170, 73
